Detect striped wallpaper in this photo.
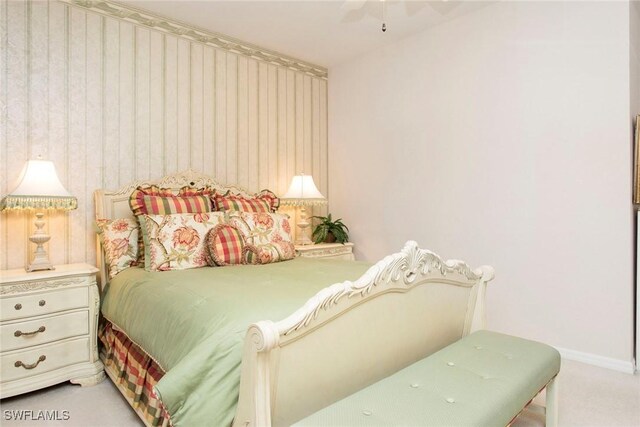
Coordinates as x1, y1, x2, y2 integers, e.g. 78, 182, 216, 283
0, 0, 328, 270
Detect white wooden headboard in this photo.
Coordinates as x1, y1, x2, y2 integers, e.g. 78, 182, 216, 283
93, 169, 267, 288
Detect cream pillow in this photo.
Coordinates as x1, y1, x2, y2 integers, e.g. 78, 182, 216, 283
140, 212, 225, 271
96, 218, 139, 278
229, 212, 295, 264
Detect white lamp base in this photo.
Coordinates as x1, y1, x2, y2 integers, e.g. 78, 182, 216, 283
27, 212, 54, 272
295, 206, 314, 246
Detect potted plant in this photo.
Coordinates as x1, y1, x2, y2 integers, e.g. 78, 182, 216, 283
311, 214, 349, 244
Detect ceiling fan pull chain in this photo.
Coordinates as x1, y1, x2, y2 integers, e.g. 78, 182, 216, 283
381, 0, 387, 32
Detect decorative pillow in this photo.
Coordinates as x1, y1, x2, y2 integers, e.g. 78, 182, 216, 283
141, 194, 211, 215
213, 190, 279, 213
205, 223, 252, 266
129, 185, 214, 265
130, 185, 175, 217
140, 212, 224, 271
229, 212, 295, 264
130, 185, 214, 215
95, 218, 139, 279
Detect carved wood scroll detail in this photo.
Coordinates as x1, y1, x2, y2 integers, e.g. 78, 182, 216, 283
103, 169, 256, 199
0, 278, 87, 296
274, 241, 494, 339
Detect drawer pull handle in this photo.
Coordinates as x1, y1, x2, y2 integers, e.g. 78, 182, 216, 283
39, 300, 46, 307
14, 355, 46, 370
14, 326, 46, 337
14, 303, 22, 310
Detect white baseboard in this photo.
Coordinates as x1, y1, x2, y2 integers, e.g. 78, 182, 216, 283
555, 346, 636, 374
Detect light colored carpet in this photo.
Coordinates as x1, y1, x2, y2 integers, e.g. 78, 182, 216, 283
1, 359, 638, 426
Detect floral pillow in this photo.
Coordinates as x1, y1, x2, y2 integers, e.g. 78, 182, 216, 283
96, 218, 139, 279
129, 185, 214, 265
229, 212, 295, 264
140, 212, 224, 271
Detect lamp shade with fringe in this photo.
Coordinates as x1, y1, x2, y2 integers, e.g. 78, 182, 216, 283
1, 159, 77, 272
280, 174, 326, 245
1, 160, 77, 211
280, 174, 327, 207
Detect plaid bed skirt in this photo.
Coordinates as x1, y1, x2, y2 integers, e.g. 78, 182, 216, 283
99, 320, 172, 427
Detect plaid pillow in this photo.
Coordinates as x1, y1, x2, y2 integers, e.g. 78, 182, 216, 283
129, 185, 174, 217
130, 185, 214, 216
213, 190, 279, 213
206, 224, 249, 266
142, 194, 211, 215
129, 185, 214, 264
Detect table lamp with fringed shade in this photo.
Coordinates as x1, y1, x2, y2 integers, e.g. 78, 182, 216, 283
1, 159, 77, 272
280, 173, 327, 245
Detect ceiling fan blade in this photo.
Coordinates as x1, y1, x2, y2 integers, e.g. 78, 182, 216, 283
341, 0, 369, 13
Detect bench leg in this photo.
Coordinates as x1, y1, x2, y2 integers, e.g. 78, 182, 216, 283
545, 376, 559, 427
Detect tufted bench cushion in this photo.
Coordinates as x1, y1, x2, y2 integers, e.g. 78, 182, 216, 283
294, 330, 561, 427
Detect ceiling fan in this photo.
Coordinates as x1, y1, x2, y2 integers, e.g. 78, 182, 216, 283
341, 0, 462, 32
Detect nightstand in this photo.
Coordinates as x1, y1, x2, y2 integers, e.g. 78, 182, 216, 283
295, 242, 355, 261
0, 263, 105, 398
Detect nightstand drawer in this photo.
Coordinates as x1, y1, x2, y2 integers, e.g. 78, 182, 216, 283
1, 337, 90, 383
0, 287, 88, 322
1, 311, 89, 352
0, 264, 103, 397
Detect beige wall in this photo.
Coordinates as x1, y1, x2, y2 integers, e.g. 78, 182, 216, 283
329, 1, 635, 364
0, 0, 328, 270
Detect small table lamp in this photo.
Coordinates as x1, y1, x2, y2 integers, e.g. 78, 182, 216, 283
280, 173, 327, 245
1, 159, 77, 272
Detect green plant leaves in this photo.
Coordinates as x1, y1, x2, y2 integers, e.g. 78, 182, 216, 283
311, 213, 349, 244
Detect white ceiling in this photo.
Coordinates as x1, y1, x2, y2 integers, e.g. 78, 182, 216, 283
119, 0, 493, 67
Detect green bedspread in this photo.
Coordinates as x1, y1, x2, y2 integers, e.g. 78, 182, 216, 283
101, 257, 370, 427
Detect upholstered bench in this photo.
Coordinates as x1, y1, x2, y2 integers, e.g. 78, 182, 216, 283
294, 330, 560, 427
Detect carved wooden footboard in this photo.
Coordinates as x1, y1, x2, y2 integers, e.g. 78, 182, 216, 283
233, 241, 495, 427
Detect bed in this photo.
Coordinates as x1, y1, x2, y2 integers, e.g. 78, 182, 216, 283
94, 170, 494, 427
